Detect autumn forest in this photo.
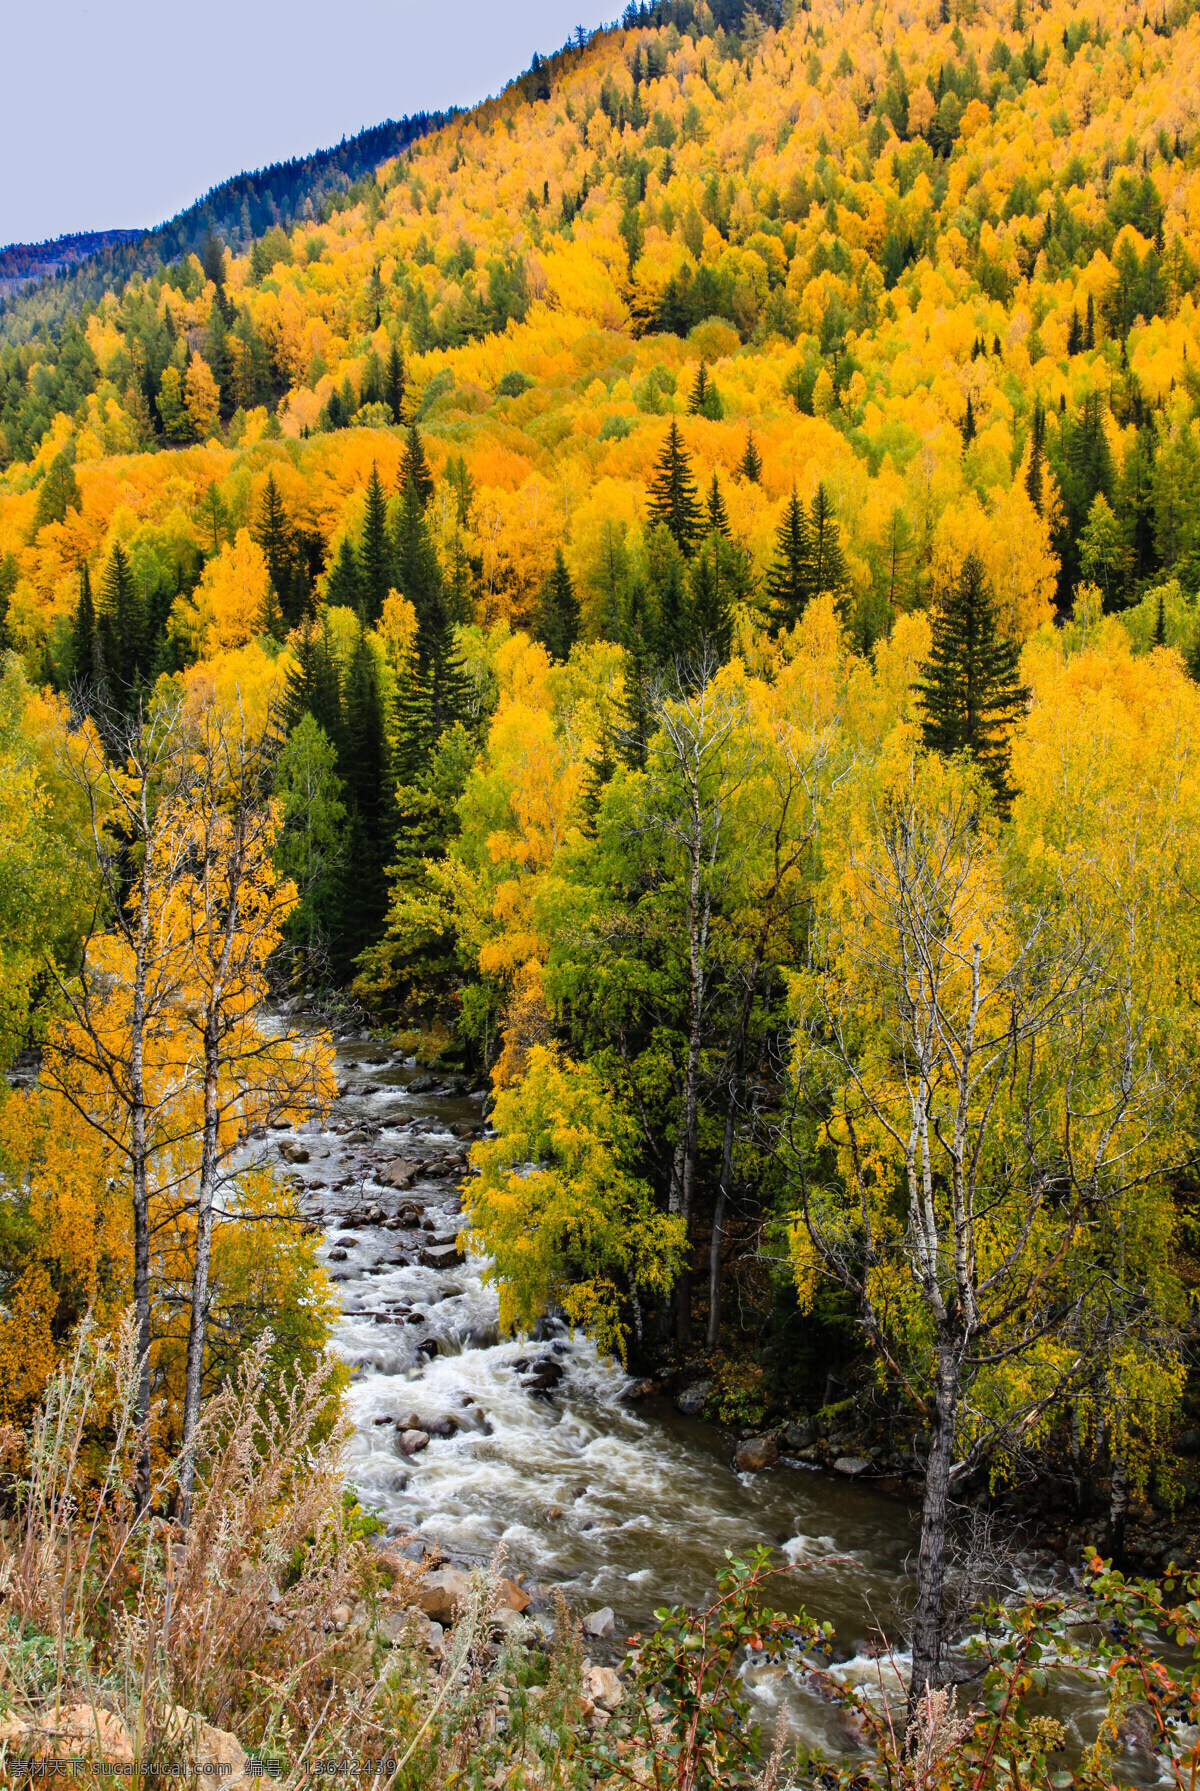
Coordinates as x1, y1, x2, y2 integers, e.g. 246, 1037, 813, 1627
3, 0, 1200, 1780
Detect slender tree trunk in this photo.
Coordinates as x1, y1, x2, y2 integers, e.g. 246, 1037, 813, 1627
676, 813, 707, 1350
130, 827, 154, 1510
179, 999, 221, 1524
1108, 1436, 1128, 1563
909, 1340, 959, 1708
707, 1106, 735, 1352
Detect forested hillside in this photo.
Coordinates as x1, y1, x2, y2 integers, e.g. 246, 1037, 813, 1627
3, 0, 1200, 1750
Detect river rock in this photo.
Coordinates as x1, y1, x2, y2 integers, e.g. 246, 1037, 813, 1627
582, 1606, 615, 1638
399, 1429, 430, 1455
833, 1455, 871, 1477
378, 1160, 418, 1188
735, 1435, 779, 1473
408, 1073, 439, 1094
421, 1241, 463, 1270
498, 1577, 531, 1612
278, 1141, 309, 1164
676, 1381, 713, 1418
623, 1378, 660, 1402
584, 1666, 624, 1712
418, 1567, 472, 1623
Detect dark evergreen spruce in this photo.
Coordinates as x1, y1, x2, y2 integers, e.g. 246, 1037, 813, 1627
810, 481, 847, 603
738, 427, 762, 483
385, 341, 407, 424
706, 472, 730, 539
399, 425, 435, 507
253, 471, 295, 623
325, 534, 363, 613
360, 463, 393, 625
915, 552, 1029, 815
765, 488, 813, 631
534, 548, 582, 662
647, 419, 703, 556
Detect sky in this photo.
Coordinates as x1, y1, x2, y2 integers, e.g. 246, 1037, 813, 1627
1, 1, 617, 247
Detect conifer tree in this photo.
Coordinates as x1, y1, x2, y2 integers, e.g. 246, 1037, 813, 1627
581, 727, 618, 834
394, 476, 443, 628
810, 485, 846, 602
706, 472, 730, 539
647, 419, 703, 556
360, 463, 393, 625
686, 540, 735, 660
534, 548, 582, 662
1067, 307, 1082, 355
962, 392, 976, 445
325, 534, 362, 612
766, 488, 813, 631
738, 427, 762, 483
1085, 291, 1095, 349
385, 341, 407, 423
283, 618, 342, 744
68, 563, 98, 694
399, 425, 434, 507
97, 541, 144, 711
688, 361, 711, 415
253, 472, 295, 623
618, 583, 654, 770
915, 553, 1028, 814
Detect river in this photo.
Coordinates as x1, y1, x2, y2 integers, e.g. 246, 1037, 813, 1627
269, 1032, 1073, 1755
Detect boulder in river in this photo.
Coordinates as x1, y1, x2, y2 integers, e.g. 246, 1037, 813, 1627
418, 1567, 472, 1623
399, 1429, 430, 1455
833, 1455, 871, 1477
421, 1242, 463, 1270
735, 1434, 780, 1473
582, 1606, 615, 1638
675, 1381, 713, 1418
378, 1160, 418, 1188
278, 1141, 309, 1164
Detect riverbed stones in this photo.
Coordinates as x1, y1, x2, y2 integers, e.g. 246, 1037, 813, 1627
377, 1159, 418, 1188
735, 1434, 779, 1473
833, 1455, 871, 1477
399, 1429, 430, 1455
278, 1141, 309, 1163
582, 1606, 615, 1638
675, 1381, 712, 1417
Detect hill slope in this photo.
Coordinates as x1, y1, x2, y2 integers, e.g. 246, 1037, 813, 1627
1, 0, 1198, 659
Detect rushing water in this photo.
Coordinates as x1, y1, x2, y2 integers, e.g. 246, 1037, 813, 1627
268, 1032, 1102, 1756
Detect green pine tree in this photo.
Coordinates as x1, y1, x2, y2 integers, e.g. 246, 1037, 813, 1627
1025, 398, 1046, 514
325, 534, 362, 613
96, 541, 144, 712
385, 341, 407, 423
360, 462, 394, 625
810, 482, 847, 606
68, 563, 98, 695
618, 584, 654, 770
399, 425, 435, 507
647, 419, 703, 556
738, 427, 763, 483
534, 548, 582, 662
962, 392, 977, 445
765, 488, 814, 631
253, 471, 295, 623
915, 552, 1028, 815
706, 472, 730, 539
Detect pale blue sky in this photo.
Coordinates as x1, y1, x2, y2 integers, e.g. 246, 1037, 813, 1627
3, 1, 616, 245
